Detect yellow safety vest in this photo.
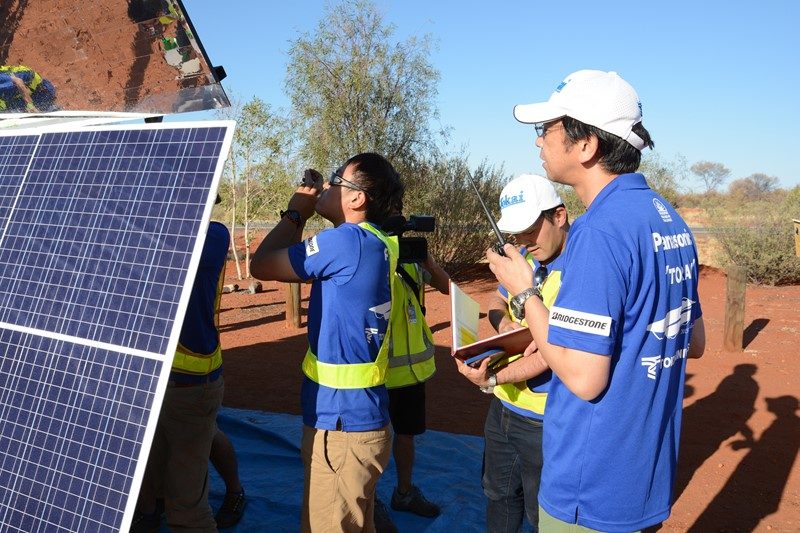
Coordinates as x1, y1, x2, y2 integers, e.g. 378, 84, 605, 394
493, 253, 562, 415
171, 250, 226, 375
385, 263, 436, 388
0, 65, 43, 111
301, 223, 400, 389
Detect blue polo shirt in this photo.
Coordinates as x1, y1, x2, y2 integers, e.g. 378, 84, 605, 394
288, 223, 391, 432
541, 174, 702, 532
178, 221, 229, 355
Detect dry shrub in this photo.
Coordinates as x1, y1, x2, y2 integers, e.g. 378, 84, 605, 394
708, 187, 800, 285
400, 155, 506, 280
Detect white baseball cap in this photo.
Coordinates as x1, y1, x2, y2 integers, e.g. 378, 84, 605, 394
513, 70, 646, 150
497, 174, 563, 234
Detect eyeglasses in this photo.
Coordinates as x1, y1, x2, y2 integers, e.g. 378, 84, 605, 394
534, 121, 563, 138
329, 169, 370, 197
533, 265, 548, 291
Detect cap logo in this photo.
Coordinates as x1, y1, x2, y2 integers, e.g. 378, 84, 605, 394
499, 190, 525, 210
555, 80, 567, 93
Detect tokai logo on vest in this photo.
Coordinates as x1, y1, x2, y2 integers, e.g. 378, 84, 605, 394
651, 229, 693, 253
641, 348, 688, 380
305, 235, 319, 256
646, 298, 694, 340
499, 190, 525, 209
652, 198, 672, 223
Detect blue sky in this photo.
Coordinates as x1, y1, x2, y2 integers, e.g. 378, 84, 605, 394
181, 0, 800, 189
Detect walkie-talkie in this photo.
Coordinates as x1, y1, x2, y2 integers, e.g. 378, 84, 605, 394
467, 171, 506, 256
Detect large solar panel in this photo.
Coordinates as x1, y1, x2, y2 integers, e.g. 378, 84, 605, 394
0, 121, 234, 531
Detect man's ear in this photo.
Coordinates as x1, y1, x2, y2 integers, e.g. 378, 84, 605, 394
348, 189, 369, 212
577, 135, 601, 165
554, 206, 568, 228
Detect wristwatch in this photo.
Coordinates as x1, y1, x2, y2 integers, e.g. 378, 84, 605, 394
280, 209, 303, 226
509, 286, 542, 320
479, 372, 497, 394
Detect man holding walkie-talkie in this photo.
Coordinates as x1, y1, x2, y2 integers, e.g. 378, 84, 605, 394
457, 174, 569, 533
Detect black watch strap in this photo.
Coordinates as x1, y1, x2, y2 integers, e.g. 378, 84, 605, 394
280, 209, 303, 226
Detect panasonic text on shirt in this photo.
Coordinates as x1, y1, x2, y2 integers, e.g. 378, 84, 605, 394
651, 229, 693, 253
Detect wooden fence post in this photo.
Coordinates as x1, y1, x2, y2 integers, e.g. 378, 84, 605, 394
723, 266, 746, 351
286, 282, 301, 328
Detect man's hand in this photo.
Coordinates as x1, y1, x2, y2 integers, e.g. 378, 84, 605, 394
288, 169, 323, 221
455, 356, 493, 388
487, 243, 534, 296
498, 320, 524, 334
522, 340, 539, 357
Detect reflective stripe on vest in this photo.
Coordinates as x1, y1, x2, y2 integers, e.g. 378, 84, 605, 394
0, 65, 42, 91
172, 252, 226, 375
386, 263, 436, 388
301, 223, 399, 389
495, 254, 561, 415
173, 342, 223, 375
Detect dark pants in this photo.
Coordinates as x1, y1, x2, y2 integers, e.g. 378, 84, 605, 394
482, 397, 543, 533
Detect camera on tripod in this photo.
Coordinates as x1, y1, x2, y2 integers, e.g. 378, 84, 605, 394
381, 214, 435, 264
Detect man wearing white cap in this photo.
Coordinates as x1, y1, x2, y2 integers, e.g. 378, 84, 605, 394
487, 70, 706, 532
458, 174, 569, 532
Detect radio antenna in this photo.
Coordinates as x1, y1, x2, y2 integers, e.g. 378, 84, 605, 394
467, 170, 506, 256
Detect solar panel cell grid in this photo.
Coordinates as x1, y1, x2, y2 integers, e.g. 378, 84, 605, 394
0, 122, 233, 531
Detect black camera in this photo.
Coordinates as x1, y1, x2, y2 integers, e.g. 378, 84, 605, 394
381, 215, 435, 264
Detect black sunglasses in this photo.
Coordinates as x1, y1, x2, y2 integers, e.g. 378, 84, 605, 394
534, 265, 548, 291
329, 169, 370, 197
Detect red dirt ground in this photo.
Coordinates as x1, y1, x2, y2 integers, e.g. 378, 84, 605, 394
218, 261, 800, 532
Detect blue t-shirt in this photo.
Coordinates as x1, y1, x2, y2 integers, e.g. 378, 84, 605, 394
540, 174, 702, 532
178, 221, 229, 355
288, 223, 392, 432
497, 247, 564, 419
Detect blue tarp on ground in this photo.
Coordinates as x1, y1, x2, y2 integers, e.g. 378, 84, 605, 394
204, 407, 487, 532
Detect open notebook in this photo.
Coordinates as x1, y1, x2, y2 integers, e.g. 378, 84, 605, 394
450, 281, 532, 366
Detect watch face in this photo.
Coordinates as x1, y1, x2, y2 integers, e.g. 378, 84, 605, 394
511, 293, 525, 319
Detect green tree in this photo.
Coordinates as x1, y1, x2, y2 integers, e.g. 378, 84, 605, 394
285, 0, 441, 173
216, 95, 291, 278
691, 160, 731, 193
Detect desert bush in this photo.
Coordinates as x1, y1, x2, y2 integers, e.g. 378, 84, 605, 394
400, 154, 507, 280
707, 191, 800, 285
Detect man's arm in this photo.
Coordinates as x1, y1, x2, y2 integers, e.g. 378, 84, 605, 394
250, 171, 321, 282
456, 348, 549, 389
688, 317, 706, 358
488, 243, 610, 401
487, 291, 522, 334
10, 75, 38, 112
421, 253, 450, 294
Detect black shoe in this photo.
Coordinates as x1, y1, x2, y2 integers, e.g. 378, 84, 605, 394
391, 485, 441, 518
374, 498, 398, 533
215, 488, 247, 529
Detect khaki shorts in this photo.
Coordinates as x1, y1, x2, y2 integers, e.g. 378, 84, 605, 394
301, 424, 392, 533
539, 506, 642, 533
140, 376, 224, 532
